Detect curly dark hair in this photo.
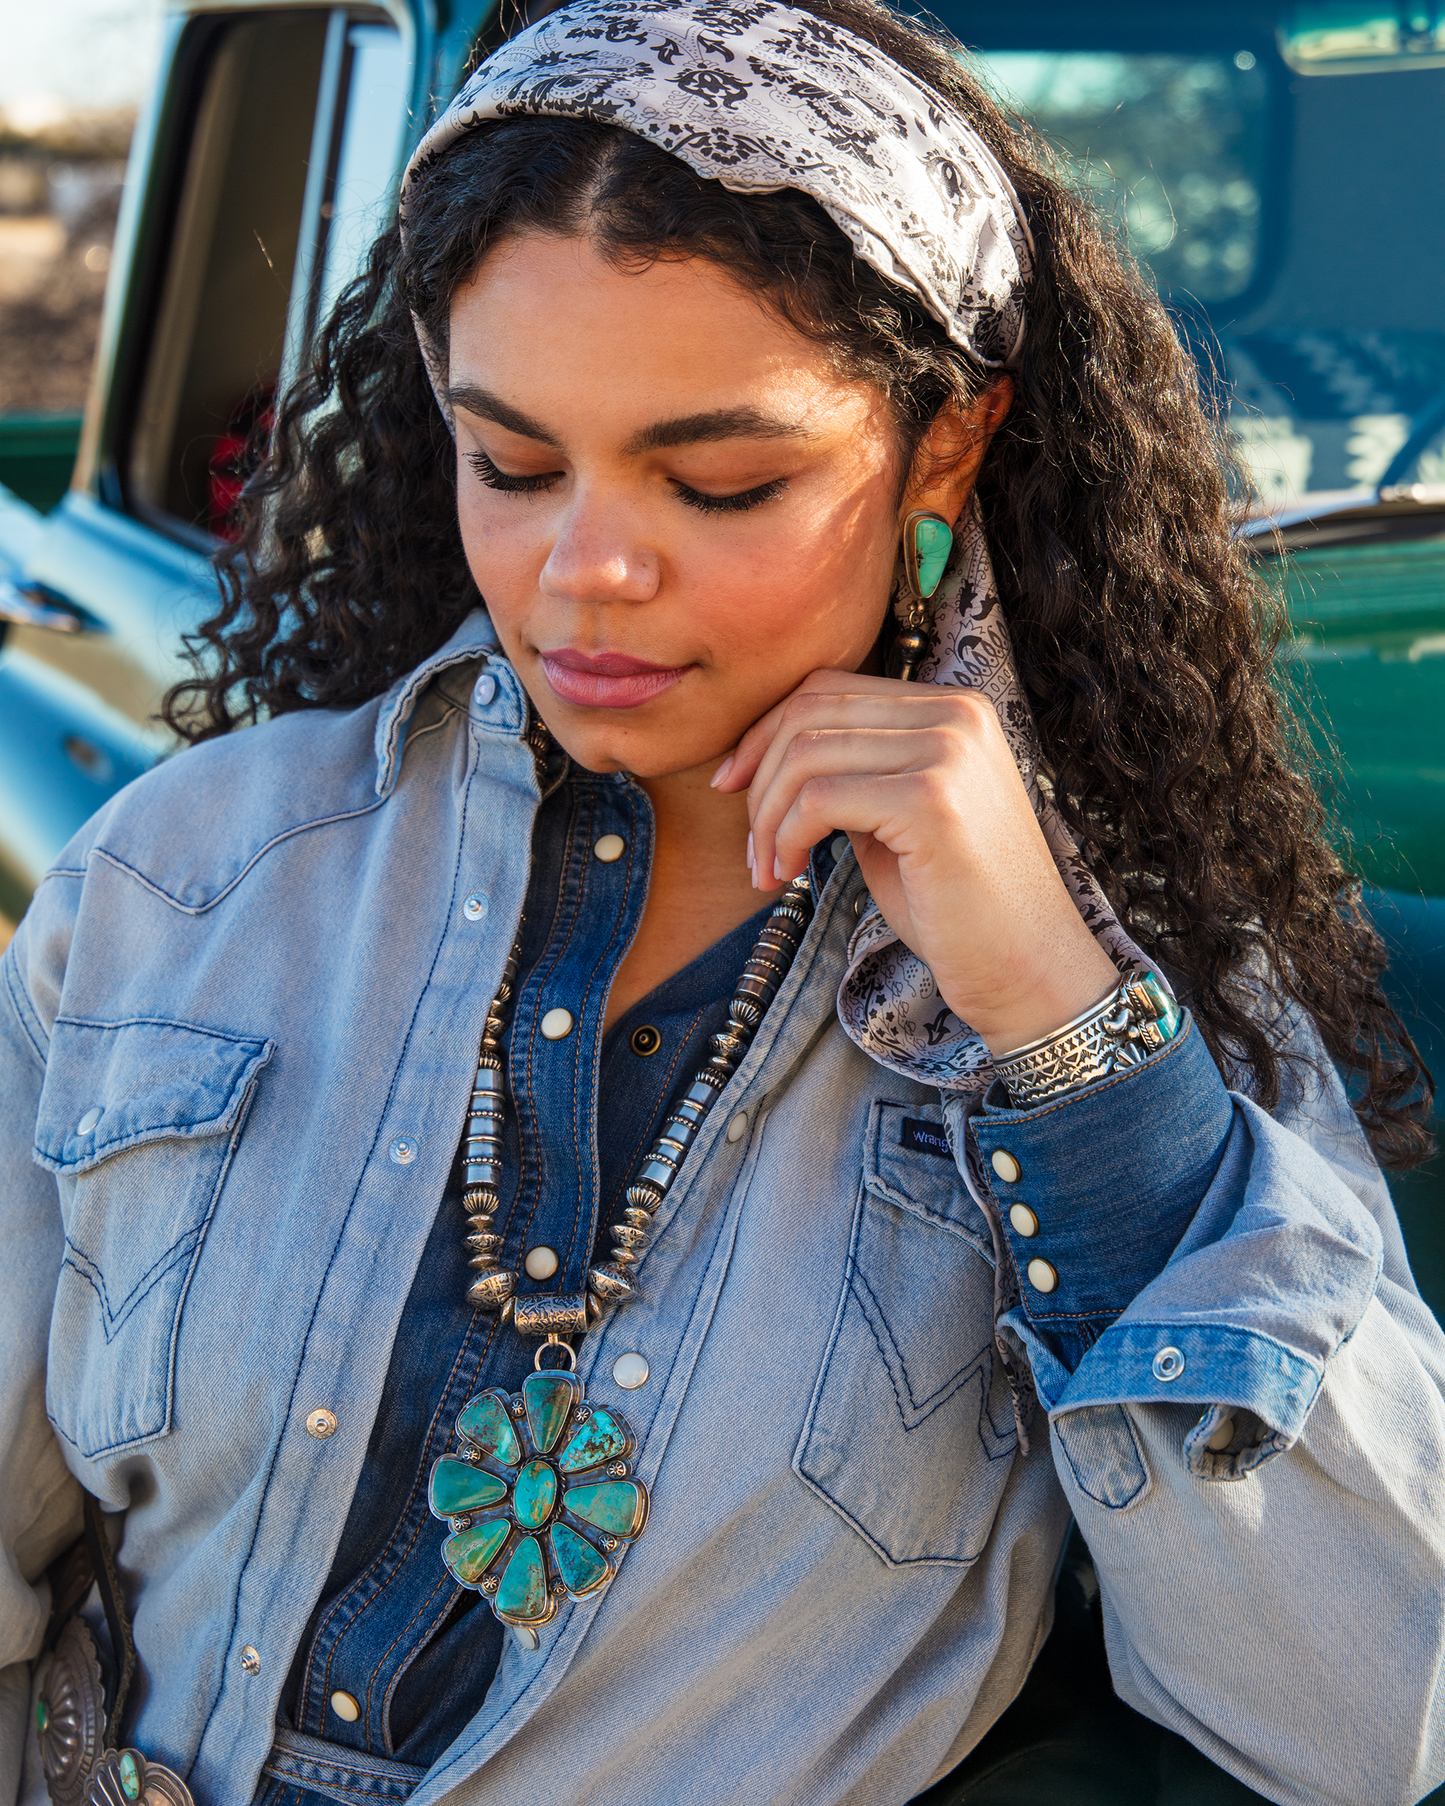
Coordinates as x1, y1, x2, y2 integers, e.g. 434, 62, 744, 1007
165, 0, 1433, 1166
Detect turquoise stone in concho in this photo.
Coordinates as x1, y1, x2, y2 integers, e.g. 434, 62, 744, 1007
513, 1458, 558, 1529
430, 1456, 508, 1517
550, 1523, 610, 1597
456, 1391, 520, 1466
495, 1535, 549, 1621
523, 1370, 578, 1454
118, 1751, 141, 1800
442, 1518, 509, 1586
565, 1480, 646, 1538
557, 1408, 630, 1474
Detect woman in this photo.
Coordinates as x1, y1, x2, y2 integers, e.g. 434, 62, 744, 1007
3, 1, 1442, 1802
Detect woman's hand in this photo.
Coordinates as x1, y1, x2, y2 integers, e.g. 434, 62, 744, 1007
712, 669, 1120, 1056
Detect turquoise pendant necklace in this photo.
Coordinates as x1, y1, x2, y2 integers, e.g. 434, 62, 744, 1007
429, 875, 814, 1644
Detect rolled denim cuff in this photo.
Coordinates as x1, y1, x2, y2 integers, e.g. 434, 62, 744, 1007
970, 1018, 1234, 1331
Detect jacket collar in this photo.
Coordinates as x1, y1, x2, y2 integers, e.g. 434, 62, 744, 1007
373, 609, 500, 797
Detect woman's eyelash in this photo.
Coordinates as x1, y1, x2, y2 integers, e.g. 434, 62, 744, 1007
466, 450, 558, 494
672, 478, 787, 515
466, 451, 785, 515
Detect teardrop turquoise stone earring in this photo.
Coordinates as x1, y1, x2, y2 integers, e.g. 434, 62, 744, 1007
891, 508, 954, 681
907, 510, 953, 600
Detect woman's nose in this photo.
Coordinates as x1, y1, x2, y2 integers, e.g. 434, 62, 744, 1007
539, 492, 660, 606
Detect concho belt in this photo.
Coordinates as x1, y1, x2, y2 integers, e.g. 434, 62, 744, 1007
35, 1496, 194, 1805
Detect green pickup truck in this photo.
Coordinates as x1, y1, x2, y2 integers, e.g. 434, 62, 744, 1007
1, 0, 1442, 1293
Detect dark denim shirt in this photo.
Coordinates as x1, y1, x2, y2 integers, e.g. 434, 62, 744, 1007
277, 769, 772, 1768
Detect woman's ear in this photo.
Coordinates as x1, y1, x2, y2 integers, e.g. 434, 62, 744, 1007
903, 377, 1013, 528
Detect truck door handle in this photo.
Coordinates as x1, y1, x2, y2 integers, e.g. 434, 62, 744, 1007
0, 576, 90, 633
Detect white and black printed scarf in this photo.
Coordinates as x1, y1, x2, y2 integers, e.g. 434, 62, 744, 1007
402, 0, 1161, 1093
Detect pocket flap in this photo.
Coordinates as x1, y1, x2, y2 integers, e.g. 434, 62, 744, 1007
34, 1016, 275, 1174
864, 1100, 990, 1253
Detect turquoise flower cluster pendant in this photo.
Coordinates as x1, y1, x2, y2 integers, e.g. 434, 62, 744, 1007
429, 1366, 648, 1635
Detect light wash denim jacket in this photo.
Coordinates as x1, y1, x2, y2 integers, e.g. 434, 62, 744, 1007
4, 611, 1445, 1806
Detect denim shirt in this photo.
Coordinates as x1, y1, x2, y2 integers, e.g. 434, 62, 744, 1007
277, 766, 771, 1770
4, 610, 1445, 1806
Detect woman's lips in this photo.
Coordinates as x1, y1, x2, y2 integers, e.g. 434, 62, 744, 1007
539, 648, 690, 710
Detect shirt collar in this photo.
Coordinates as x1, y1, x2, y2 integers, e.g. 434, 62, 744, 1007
373, 608, 500, 796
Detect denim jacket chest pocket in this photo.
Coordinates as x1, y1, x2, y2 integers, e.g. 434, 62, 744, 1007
794, 1099, 1019, 1566
33, 1016, 275, 1457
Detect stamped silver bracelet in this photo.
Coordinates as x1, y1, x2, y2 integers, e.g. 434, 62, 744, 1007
994, 975, 1183, 1109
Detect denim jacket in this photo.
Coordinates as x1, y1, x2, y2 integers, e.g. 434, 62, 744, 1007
3, 610, 1444, 1806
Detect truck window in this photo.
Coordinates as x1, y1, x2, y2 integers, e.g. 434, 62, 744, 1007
120, 7, 407, 540
938, 6, 1445, 513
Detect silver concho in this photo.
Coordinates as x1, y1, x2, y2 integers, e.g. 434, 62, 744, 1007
35, 1618, 106, 1806
84, 1749, 195, 1805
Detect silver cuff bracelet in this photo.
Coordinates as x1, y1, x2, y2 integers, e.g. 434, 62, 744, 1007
994, 974, 1182, 1110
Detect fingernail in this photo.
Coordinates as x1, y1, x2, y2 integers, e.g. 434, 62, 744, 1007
711, 754, 734, 788
772, 857, 784, 881
746, 832, 754, 870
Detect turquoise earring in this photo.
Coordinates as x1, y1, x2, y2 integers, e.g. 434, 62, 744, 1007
890, 509, 954, 682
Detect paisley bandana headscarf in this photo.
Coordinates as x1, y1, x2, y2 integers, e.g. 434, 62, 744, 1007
401, 0, 1158, 1093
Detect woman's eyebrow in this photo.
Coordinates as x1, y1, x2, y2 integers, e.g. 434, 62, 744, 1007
447, 383, 563, 446
623, 407, 810, 453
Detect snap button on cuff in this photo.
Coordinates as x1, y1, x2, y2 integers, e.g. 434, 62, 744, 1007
1153, 1346, 1186, 1382
1008, 1204, 1039, 1237
541, 1008, 574, 1040
76, 1106, 103, 1136
305, 1408, 338, 1439
991, 1149, 1022, 1184
1026, 1258, 1058, 1295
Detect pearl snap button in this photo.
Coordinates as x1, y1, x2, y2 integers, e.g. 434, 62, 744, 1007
330, 1690, 361, 1723
388, 1136, 419, 1165
1008, 1204, 1039, 1238
726, 1111, 749, 1143
594, 834, 625, 863
305, 1408, 338, 1439
76, 1106, 103, 1136
1206, 1416, 1236, 1452
1152, 1346, 1186, 1382
613, 1352, 650, 1390
540, 1008, 574, 1040
1026, 1258, 1058, 1295
462, 893, 488, 922
525, 1245, 559, 1281
991, 1149, 1022, 1184
239, 1646, 261, 1675
473, 673, 497, 706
